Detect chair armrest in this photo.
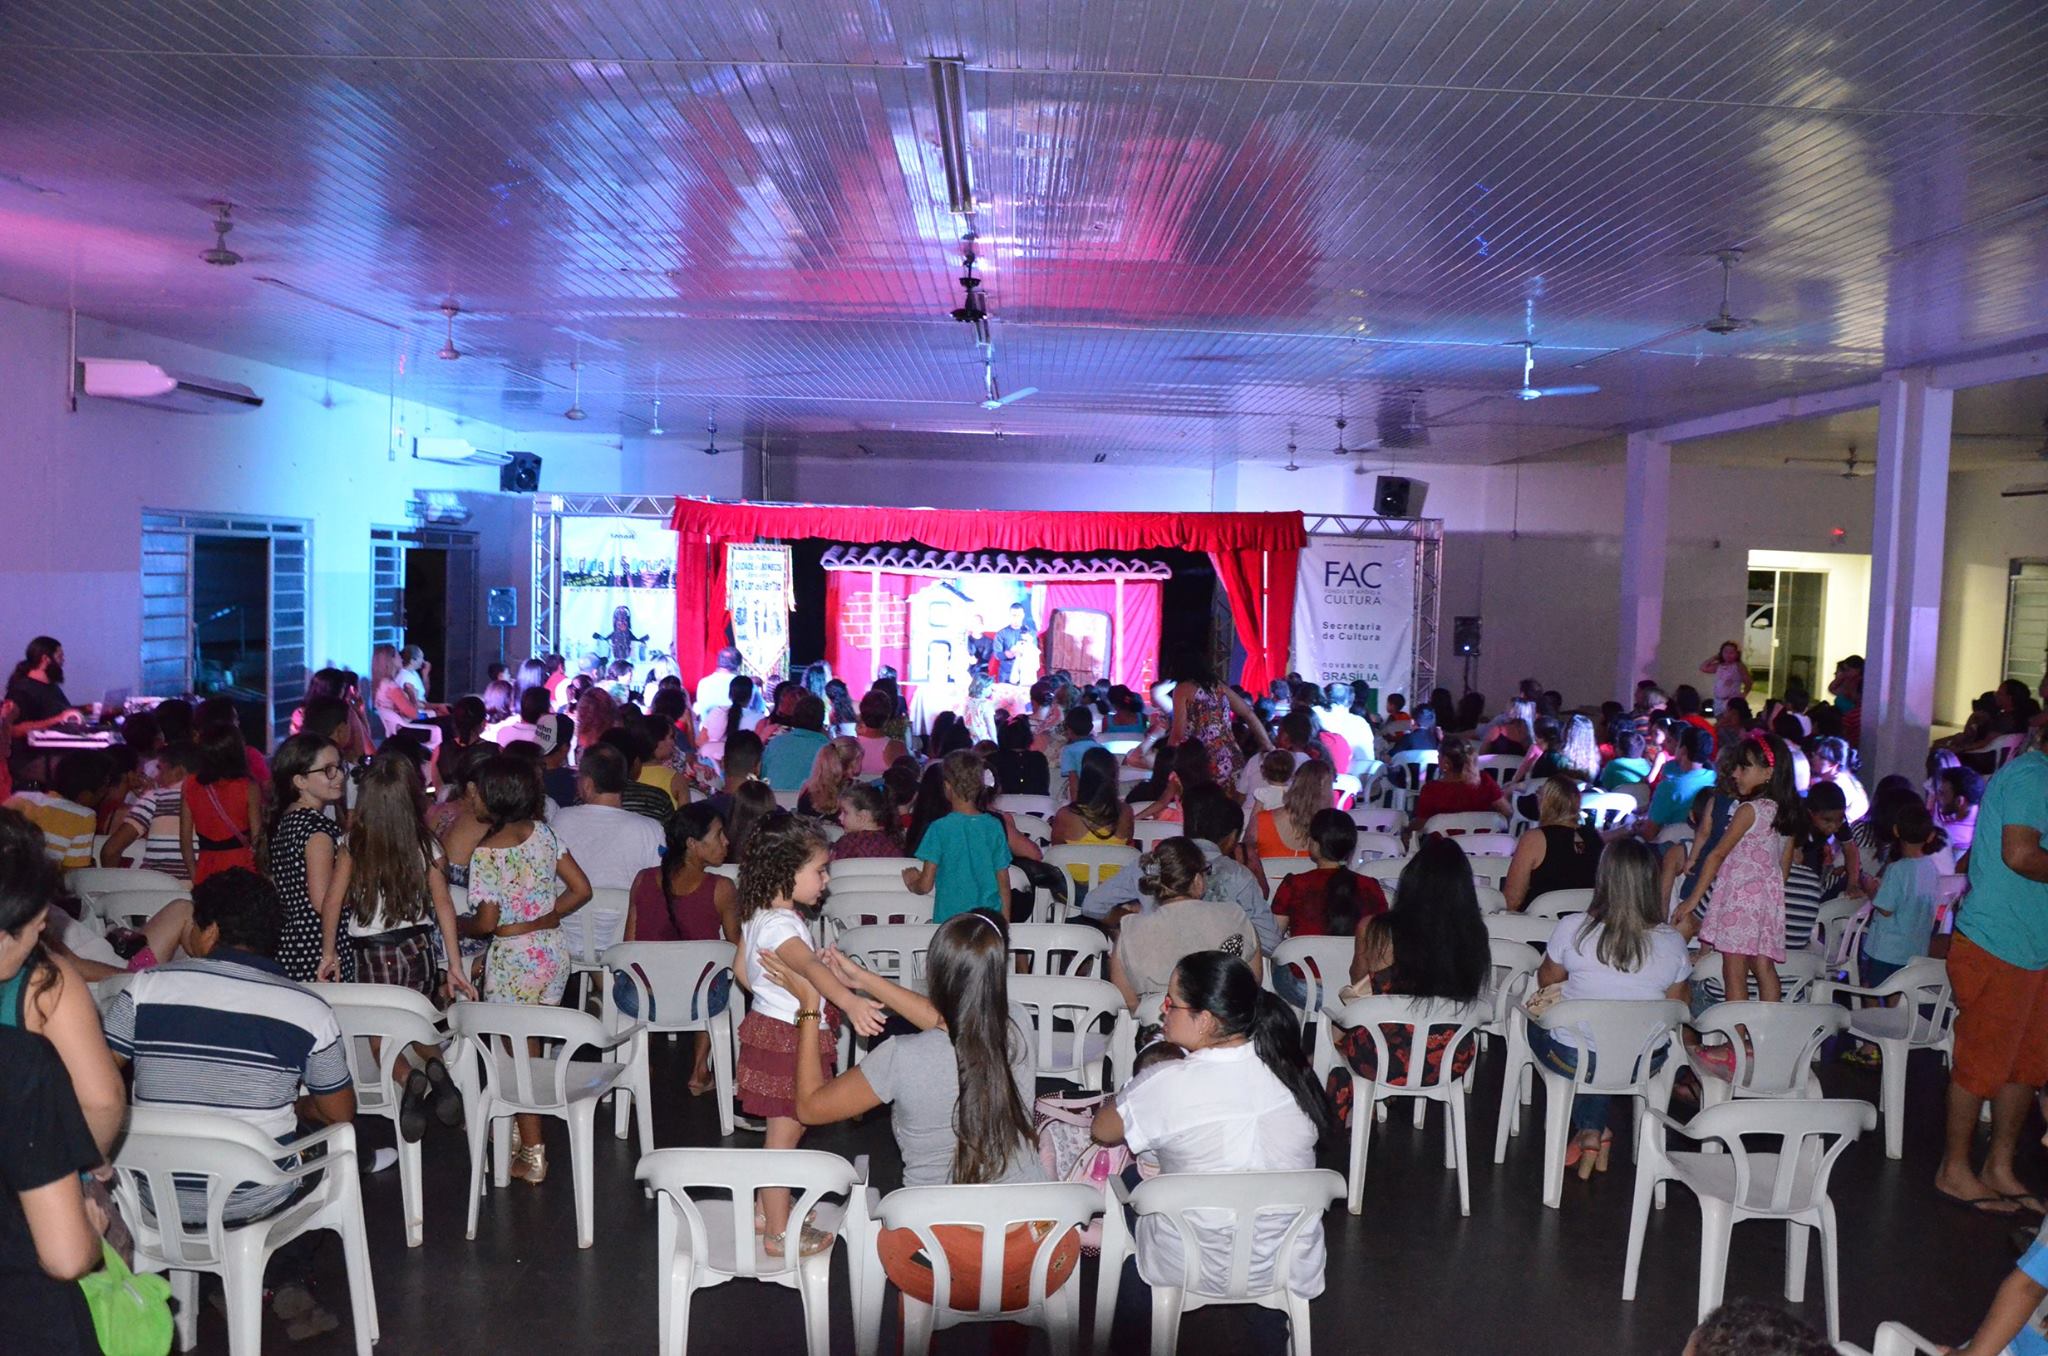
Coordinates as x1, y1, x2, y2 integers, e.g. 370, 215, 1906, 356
851, 1154, 870, 1186
272, 1122, 359, 1182
591, 1020, 649, 1053
1811, 980, 1887, 1005
1110, 1173, 1137, 1207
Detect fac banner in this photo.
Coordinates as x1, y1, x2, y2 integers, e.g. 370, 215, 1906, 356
1290, 536, 1417, 695
726, 543, 794, 682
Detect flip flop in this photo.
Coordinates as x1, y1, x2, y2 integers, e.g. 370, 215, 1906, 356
1937, 1188, 2021, 1216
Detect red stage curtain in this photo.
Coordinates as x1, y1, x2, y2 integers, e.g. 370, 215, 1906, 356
670, 500, 1303, 688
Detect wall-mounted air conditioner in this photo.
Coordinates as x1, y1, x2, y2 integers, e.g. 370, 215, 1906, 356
412, 436, 512, 467
77, 357, 263, 412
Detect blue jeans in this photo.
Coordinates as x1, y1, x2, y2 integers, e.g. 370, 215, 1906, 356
1857, 947, 1904, 989
1271, 961, 1309, 1011
1528, 1023, 1668, 1135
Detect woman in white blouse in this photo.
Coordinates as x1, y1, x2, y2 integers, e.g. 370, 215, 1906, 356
1091, 950, 1333, 1355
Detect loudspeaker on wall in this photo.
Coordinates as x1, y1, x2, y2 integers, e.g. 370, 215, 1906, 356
500, 452, 542, 493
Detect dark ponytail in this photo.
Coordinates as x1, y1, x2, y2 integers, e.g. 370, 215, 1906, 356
1174, 950, 1334, 1136
1308, 809, 1364, 935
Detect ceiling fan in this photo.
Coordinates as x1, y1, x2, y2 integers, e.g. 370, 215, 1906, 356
1570, 248, 1759, 371
1506, 301, 1600, 400
697, 413, 724, 456
1783, 443, 1873, 477
981, 356, 1037, 410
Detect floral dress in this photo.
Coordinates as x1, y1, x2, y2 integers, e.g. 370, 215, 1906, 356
1181, 683, 1241, 786
1328, 972, 1479, 1126
1699, 798, 1787, 962
475, 821, 569, 1006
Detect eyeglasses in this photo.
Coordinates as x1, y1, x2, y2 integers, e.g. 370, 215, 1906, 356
310, 764, 344, 777
1160, 994, 1185, 1016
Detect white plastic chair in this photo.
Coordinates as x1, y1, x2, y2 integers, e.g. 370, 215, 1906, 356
1812, 957, 1956, 1159
90, 884, 190, 931
1623, 1098, 1876, 1342
1043, 844, 1140, 898
1485, 912, 1557, 948
1103, 1169, 1345, 1356
1375, 750, 1439, 813
111, 1107, 379, 1356
450, 1000, 645, 1248
1010, 813, 1054, 846
1689, 949, 1826, 1005
1473, 884, 1508, 915
1450, 830, 1516, 857
871, 1181, 1108, 1356
308, 982, 463, 1248
67, 864, 187, 908
1524, 887, 1595, 920
1009, 972, 1132, 1091
1495, 998, 1689, 1208
1007, 923, 1110, 978
773, 788, 803, 811
1269, 935, 1355, 1032
637, 1147, 870, 1356
1866, 1321, 1944, 1355
832, 923, 938, 994
561, 885, 634, 1008
1465, 856, 1511, 890
1484, 938, 1543, 1049
602, 940, 741, 1139
993, 793, 1056, 819
1317, 994, 1490, 1214
821, 891, 936, 944
1985, 732, 2026, 769
1347, 805, 1403, 836
1580, 791, 1639, 832
1687, 1001, 1848, 1106
1129, 819, 1183, 849
1351, 830, 1405, 863
1261, 856, 1320, 896
1424, 811, 1509, 837
1360, 857, 1409, 896
825, 856, 922, 883
1475, 753, 1525, 784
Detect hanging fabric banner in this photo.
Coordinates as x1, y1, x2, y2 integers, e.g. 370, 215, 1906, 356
1291, 536, 1417, 696
726, 543, 794, 682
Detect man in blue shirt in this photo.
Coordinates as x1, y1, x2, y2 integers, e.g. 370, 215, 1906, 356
1640, 725, 1716, 838
1937, 723, 2048, 1216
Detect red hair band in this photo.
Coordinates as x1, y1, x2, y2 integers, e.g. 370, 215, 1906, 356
1744, 730, 1775, 768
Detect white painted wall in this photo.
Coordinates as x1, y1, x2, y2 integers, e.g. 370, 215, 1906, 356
1939, 470, 2048, 724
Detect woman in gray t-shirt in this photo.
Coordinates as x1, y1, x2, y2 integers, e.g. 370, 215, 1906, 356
765, 910, 1082, 1303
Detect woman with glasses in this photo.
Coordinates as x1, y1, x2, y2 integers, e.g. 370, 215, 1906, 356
262, 733, 349, 981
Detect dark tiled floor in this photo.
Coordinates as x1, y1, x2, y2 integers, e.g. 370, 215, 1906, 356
186, 1035, 2039, 1354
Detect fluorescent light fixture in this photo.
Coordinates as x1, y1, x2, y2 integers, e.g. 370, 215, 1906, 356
413, 435, 511, 467
927, 57, 975, 215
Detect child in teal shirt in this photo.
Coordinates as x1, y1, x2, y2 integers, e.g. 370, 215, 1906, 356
904, 751, 1011, 921
1859, 801, 1944, 987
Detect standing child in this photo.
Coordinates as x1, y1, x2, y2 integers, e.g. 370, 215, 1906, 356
901, 751, 1012, 922
260, 733, 347, 982
1680, 733, 1796, 1003
1858, 801, 1945, 987
735, 815, 884, 1255
180, 721, 262, 885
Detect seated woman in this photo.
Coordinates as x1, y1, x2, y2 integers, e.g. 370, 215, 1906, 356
1271, 810, 1387, 943
1102, 685, 1148, 737
989, 716, 1051, 796
1050, 747, 1135, 870
850, 688, 910, 777
1111, 837, 1261, 1007
1253, 760, 1332, 864
1411, 737, 1512, 834
1529, 837, 1692, 1178
795, 742, 853, 821
1090, 951, 1334, 1356
770, 910, 1081, 1309
1503, 777, 1605, 912
1328, 835, 1490, 1125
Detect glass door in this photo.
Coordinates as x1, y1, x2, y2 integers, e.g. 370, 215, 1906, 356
1743, 568, 1827, 700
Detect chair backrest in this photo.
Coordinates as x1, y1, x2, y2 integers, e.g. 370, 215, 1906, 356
1452, 831, 1516, 858
1693, 950, 1825, 1002
993, 793, 1056, 819
1690, 1000, 1847, 1096
1485, 912, 1556, 947
637, 1147, 863, 1282
708, 863, 740, 882
112, 1107, 347, 1267
772, 788, 803, 811
307, 983, 448, 1104
1464, 856, 1510, 889
1359, 857, 1409, 894
1008, 973, 1128, 1080
1010, 814, 1053, 846
1987, 733, 2026, 768
1870, 956, 1957, 1047
832, 924, 938, 991
1324, 994, 1490, 1093
1808, 896, 1862, 965
1270, 936, 1356, 1014
1124, 1170, 1345, 1300
450, 1000, 609, 1110
826, 856, 921, 881
67, 866, 188, 903
820, 891, 936, 940
1262, 857, 1320, 896
1346, 806, 1403, 836
1388, 750, 1440, 777
1130, 819, 1182, 849
1524, 887, 1595, 920
1043, 843, 1141, 890
876, 1181, 1107, 1317
1537, 998, 1689, 1094
600, 940, 737, 1032
1351, 830, 1405, 863
1006, 923, 1111, 978
1426, 811, 1505, 836
1475, 754, 1524, 783
1488, 938, 1542, 1018
92, 884, 189, 930
559, 886, 634, 965
1579, 791, 1639, 831
1472, 884, 1507, 915
1672, 1099, 1876, 1214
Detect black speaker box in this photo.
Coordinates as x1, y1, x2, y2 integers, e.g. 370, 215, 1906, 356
501, 452, 542, 493
485, 587, 518, 628
1453, 616, 1483, 657
1374, 474, 1420, 517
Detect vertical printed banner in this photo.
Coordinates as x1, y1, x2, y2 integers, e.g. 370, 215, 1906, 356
726, 543, 794, 682
1291, 536, 1417, 695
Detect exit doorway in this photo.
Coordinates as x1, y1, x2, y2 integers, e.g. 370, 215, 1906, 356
372, 527, 480, 700
1745, 568, 1826, 698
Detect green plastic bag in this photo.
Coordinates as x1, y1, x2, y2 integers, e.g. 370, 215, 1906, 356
79, 1239, 174, 1356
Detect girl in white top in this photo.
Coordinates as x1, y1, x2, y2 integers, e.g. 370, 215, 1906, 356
1092, 951, 1333, 1352
1698, 641, 1752, 707
1534, 837, 1692, 1178
733, 816, 884, 1257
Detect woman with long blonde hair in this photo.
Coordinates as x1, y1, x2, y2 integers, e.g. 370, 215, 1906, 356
1253, 759, 1333, 861
796, 741, 853, 820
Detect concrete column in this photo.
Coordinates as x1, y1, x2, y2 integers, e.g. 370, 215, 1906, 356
1615, 431, 1671, 702
1861, 370, 1953, 783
